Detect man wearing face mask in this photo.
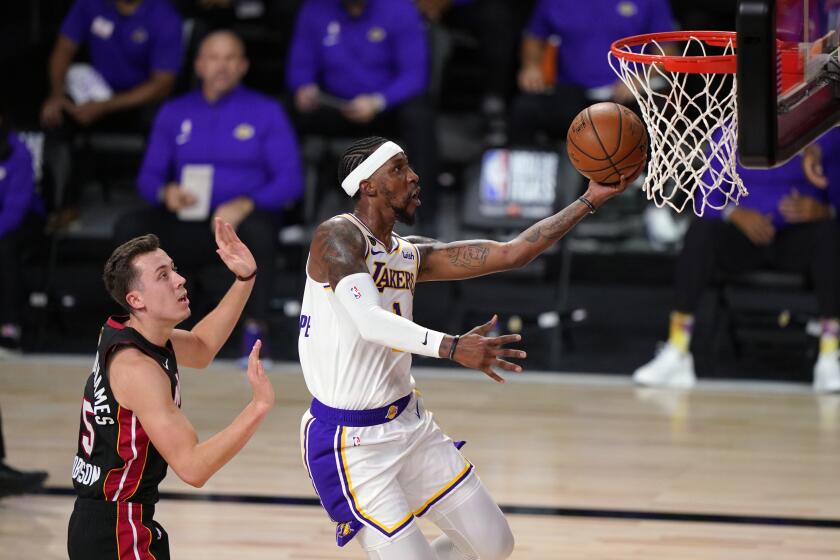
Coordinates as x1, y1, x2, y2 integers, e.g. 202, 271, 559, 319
40, 0, 183, 227
115, 30, 303, 365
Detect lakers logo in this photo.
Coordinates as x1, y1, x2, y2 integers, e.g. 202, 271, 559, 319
132, 28, 148, 44
234, 123, 255, 140
617, 1, 638, 17
386, 405, 398, 420
338, 522, 352, 536
370, 262, 416, 294
367, 27, 386, 42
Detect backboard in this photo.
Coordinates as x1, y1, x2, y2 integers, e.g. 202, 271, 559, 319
737, 0, 840, 167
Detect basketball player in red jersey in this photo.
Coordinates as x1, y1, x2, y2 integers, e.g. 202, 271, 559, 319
68, 218, 274, 560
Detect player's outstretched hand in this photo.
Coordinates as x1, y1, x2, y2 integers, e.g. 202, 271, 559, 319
583, 159, 646, 210
214, 217, 257, 280
452, 315, 527, 383
247, 340, 275, 413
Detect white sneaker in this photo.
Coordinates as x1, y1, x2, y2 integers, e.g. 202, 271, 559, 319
633, 343, 696, 389
813, 351, 840, 393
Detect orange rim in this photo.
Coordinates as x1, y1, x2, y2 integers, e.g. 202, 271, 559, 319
610, 31, 737, 74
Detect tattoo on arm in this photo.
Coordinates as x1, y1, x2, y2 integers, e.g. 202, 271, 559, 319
312, 219, 368, 287
415, 241, 491, 275
521, 204, 587, 243
445, 245, 489, 269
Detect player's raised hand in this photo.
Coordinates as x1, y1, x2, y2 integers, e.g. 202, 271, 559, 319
586, 159, 646, 201
246, 339, 275, 413
213, 217, 257, 280
449, 315, 527, 383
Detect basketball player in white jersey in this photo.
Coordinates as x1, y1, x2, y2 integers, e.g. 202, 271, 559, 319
298, 136, 639, 559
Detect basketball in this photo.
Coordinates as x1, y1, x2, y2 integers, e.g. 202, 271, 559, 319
566, 102, 648, 185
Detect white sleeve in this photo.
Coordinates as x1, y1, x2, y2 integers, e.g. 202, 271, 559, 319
334, 272, 446, 358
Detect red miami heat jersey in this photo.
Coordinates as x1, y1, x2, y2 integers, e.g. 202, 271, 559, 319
72, 316, 181, 504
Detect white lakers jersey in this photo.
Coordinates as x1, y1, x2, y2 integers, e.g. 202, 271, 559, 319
298, 214, 422, 410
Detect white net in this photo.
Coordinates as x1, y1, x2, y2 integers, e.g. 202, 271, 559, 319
609, 35, 747, 216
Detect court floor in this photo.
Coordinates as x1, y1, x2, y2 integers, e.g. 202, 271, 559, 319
2, 356, 840, 559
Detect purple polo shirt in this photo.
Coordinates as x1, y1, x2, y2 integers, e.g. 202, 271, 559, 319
286, 0, 428, 108
60, 0, 183, 92
526, 0, 675, 89
0, 133, 42, 239
138, 86, 304, 211
702, 130, 840, 229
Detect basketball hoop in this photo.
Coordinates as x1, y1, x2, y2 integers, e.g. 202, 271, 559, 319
609, 31, 747, 216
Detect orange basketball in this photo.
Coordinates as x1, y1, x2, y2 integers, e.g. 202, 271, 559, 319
566, 102, 648, 185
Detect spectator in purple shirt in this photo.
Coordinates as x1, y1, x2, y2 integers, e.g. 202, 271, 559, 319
633, 131, 840, 393
40, 0, 183, 229
115, 30, 304, 364
287, 0, 440, 233
509, 0, 675, 146
0, 112, 46, 354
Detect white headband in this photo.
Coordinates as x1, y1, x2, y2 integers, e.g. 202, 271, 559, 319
341, 141, 404, 197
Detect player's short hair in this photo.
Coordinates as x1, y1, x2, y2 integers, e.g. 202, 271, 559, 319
338, 136, 389, 200
103, 234, 161, 311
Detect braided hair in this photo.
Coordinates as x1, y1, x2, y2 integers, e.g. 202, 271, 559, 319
337, 136, 389, 199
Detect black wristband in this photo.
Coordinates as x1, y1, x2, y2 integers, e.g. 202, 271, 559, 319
448, 335, 460, 360
578, 196, 596, 214
236, 268, 258, 282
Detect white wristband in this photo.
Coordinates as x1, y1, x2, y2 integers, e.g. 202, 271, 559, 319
334, 273, 445, 358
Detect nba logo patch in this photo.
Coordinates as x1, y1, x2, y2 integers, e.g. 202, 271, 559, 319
386, 405, 398, 420
176, 119, 192, 145
351, 286, 362, 299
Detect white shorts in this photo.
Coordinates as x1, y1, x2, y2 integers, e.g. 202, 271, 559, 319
300, 391, 474, 546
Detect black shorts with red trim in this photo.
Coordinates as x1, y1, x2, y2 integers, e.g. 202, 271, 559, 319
68, 499, 170, 560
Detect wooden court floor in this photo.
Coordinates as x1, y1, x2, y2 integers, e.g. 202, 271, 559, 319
2, 356, 840, 559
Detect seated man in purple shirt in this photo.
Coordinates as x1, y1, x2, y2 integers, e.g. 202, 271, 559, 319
633, 131, 840, 393
39, 0, 183, 227
115, 30, 304, 364
509, 0, 675, 146
0, 108, 46, 355
287, 0, 440, 232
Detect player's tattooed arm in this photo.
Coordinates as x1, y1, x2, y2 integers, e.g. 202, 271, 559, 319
414, 171, 642, 282
309, 218, 369, 289
413, 202, 590, 282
